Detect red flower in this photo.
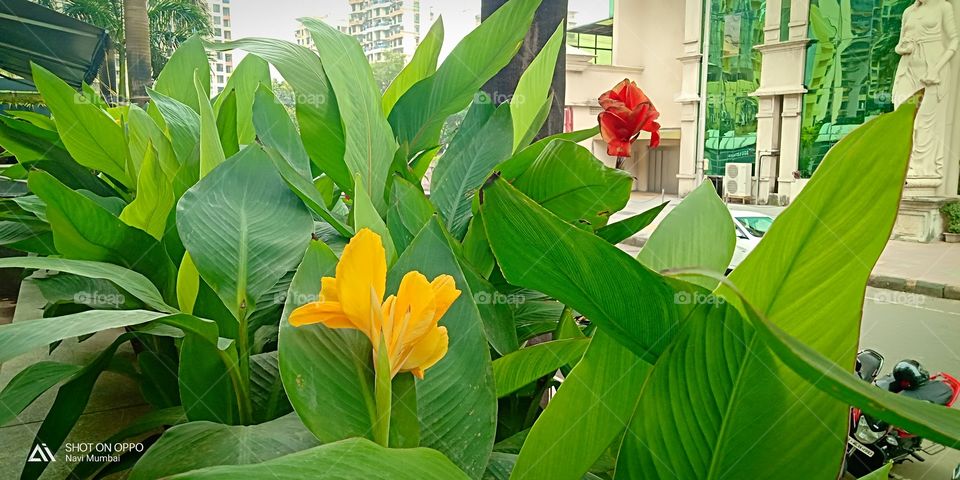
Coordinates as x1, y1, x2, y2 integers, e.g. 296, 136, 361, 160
598, 79, 661, 157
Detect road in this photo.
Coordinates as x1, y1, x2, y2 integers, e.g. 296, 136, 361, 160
862, 288, 960, 480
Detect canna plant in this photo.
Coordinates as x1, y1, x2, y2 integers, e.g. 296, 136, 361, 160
0, 0, 958, 479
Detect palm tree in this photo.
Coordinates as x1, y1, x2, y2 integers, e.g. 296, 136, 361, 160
125, 0, 151, 103
43, 0, 211, 101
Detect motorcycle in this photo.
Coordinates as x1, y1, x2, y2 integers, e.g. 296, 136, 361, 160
846, 349, 960, 478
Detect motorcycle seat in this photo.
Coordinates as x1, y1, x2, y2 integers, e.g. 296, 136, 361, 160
877, 374, 954, 405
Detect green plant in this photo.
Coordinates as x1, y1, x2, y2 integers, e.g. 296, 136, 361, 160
941, 201, 960, 234
0, 0, 957, 479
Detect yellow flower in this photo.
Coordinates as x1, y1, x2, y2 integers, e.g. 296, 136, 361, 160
290, 228, 460, 379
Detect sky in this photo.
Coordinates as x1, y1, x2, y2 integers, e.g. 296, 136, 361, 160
229, 0, 610, 74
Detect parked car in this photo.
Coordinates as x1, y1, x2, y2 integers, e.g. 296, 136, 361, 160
729, 210, 775, 270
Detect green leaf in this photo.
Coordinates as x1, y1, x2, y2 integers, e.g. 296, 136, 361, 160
353, 173, 396, 262
302, 18, 398, 211
382, 18, 444, 116
27, 170, 178, 296
126, 105, 179, 181
166, 438, 468, 479
511, 22, 564, 151
0, 361, 80, 427
0, 310, 165, 364
253, 86, 311, 178
432, 101, 513, 238
481, 179, 680, 361
177, 145, 313, 319
30, 63, 132, 187
640, 182, 734, 288
153, 35, 210, 112
513, 140, 632, 229
146, 88, 201, 167
217, 38, 350, 191
595, 201, 667, 244
195, 72, 226, 178
492, 338, 588, 397
120, 142, 176, 240
497, 126, 599, 179
214, 54, 270, 145
278, 240, 377, 442
386, 176, 434, 254
461, 265, 518, 356
214, 89, 240, 157
0, 257, 175, 312
249, 351, 292, 423
388, 0, 542, 157
460, 213, 494, 277
263, 145, 352, 237
389, 220, 497, 478
128, 414, 320, 480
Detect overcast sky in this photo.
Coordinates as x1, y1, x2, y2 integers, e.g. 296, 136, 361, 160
229, 0, 609, 73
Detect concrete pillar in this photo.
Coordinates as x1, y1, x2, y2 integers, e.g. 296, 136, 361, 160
676, 0, 705, 196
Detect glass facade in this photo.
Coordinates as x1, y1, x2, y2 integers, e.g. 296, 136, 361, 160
800, 0, 913, 177
704, 0, 766, 176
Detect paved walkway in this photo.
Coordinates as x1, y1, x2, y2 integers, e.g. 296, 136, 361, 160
616, 192, 960, 299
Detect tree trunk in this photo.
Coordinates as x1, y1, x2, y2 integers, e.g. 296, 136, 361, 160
481, 0, 568, 139
124, 0, 152, 105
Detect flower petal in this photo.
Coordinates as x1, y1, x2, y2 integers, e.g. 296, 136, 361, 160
398, 326, 449, 379
430, 275, 461, 322
289, 301, 353, 329
319, 277, 339, 302
336, 228, 387, 337
388, 271, 437, 353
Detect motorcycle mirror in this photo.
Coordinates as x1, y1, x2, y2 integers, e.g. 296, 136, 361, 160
952, 463, 959, 480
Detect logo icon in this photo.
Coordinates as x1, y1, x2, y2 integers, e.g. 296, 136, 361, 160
28, 443, 56, 463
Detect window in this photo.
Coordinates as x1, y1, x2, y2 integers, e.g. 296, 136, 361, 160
214, 27, 221, 37
213, 4, 220, 12
216, 63, 223, 72
566, 21, 613, 66
224, 53, 232, 62
214, 16, 221, 25
217, 75, 224, 83
223, 19, 230, 27
225, 65, 232, 73
223, 7, 230, 15
224, 30, 231, 40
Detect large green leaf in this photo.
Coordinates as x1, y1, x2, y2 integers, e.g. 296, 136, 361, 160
497, 127, 599, 179
640, 182, 734, 287
30, 63, 132, 187
0, 361, 80, 427
217, 38, 349, 190
382, 18, 444, 116
431, 100, 513, 238
0, 310, 165, 363
126, 105, 179, 181
481, 179, 680, 362
353, 172, 396, 262
492, 339, 588, 397
253, 86, 311, 178
595, 201, 668, 244
120, 143, 175, 240
128, 414, 319, 480
510, 22, 564, 151
213, 54, 270, 145
388, 0, 542, 157
512, 140, 632, 230
215, 90, 240, 157
249, 351, 292, 423
278, 240, 378, 442
386, 176, 434, 254
263, 145, 352, 236
153, 35, 210, 112
27, 170, 177, 296
195, 72, 226, 178
302, 18, 398, 211
177, 145, 313, 319
146, 88, 201, 167
167, 438, 468, 479
0, 257, 175, 312
390, 220, 497, 478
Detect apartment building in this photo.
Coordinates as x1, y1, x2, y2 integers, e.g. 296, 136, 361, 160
346, 0, 420, 62
207, 0, 233, 94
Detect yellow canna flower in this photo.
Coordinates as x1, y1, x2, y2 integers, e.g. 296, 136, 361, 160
290, 228, 460, 379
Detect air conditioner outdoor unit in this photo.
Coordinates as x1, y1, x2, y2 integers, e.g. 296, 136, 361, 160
724, 163, 752, 199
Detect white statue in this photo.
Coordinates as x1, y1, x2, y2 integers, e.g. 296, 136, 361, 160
892, 0, 958, 183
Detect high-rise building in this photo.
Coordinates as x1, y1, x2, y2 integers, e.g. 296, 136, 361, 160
346, 0, 421, 63
207, 0, 233, 94
295, 24, 315, 50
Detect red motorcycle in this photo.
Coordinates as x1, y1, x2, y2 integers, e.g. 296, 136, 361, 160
846, 349, 960, 478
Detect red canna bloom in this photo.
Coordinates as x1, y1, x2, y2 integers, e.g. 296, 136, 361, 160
598, 79, 661, 157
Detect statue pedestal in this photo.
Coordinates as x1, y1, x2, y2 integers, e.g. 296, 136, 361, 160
892, 196, 953, 243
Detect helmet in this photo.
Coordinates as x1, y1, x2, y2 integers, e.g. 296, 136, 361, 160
893, 359, 929, 390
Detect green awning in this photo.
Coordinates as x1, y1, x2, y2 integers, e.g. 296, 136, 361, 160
0, 0, 109, 90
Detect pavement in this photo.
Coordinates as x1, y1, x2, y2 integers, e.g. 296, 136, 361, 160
614, 192, 960, 301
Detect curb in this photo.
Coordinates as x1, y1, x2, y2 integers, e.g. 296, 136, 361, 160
867, 275, 960, 301
624, 235, 959, 301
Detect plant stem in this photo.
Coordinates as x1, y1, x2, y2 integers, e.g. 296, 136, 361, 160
373, 336, 392, 447
236, 301, 254, 425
